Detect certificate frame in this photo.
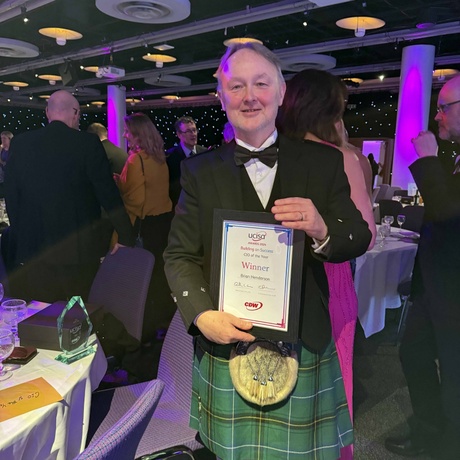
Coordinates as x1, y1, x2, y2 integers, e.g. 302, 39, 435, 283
210, 209, 305, 343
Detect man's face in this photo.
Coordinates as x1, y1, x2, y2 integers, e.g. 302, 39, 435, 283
435, 83, 460, 143
1, 135, 10, 149
218, 48, 286, 147
177, 122, 198, 150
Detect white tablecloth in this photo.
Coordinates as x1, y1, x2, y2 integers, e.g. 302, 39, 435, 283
354, 231, 418, 337
0, 303, 107, 460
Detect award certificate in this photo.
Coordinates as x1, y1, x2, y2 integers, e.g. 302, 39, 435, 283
211, 210, 304, 342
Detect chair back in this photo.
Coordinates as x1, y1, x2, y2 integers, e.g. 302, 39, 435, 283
135, 309, 203, 457
373, 184, 389, 203
378, 199, 403, 226
371, 186, 380, 206
88, 247, 154, 342
401, 205, 425, 233
393, 189, 408, 197
76, 379, 164, 460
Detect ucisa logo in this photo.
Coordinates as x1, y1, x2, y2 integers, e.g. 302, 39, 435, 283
244, 301, 263, 311
248, 231, 266, 242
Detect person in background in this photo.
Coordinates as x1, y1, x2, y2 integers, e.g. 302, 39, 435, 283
222, 121, 235, 143
0, 131, 13, 198
87, 123, 128, 175
368, 153, 380, 188
116, 113, 175, 342
164, 42, 371, 460
385, 74, 460, 460
4, 90, 134, 302
277, 68, 376, 459
166, 116, 207, 208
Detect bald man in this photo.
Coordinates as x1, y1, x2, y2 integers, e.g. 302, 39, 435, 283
4, 90, 134, 302
385, 75, 460, 459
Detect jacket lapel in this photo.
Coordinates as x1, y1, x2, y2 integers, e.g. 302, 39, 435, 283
213, 142, 244, 210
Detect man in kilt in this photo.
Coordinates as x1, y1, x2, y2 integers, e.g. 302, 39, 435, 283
164, 43, 371, 460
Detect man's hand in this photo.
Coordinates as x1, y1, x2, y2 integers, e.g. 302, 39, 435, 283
412, 130, 439, 158
110, 243, 126, 255
196, 310, 255, 344
272, 197, 328, 241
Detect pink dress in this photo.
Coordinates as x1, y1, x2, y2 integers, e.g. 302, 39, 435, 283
325, 261, 357, 460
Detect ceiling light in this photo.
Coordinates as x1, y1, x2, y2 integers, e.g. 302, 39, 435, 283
39, 27, 83, 46
433, 69, 459, 81
378, 74, 385, 81
161, 95, 180, 100
336, 16, 385, 38
223, 37, 263, 47
38, 74, 62, 85
142, 53, 176, 68
39, 95, 50, 99
83, 66, 99, 73
126, 98, 141, 106
91, 101, 105, 107
153, 43, 174, 51
3, 81, 29, 91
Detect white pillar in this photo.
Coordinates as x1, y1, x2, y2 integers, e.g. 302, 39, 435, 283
107, 85, 126, 149
392, 44, 435, 189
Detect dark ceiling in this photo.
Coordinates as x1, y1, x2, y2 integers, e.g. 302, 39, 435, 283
0, 0, 459, 110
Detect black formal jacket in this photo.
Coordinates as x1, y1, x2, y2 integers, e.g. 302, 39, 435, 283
5, 121, 134, 267
164, 136, 371, 352
166, 143, 207, 208
409, 156, 460, 312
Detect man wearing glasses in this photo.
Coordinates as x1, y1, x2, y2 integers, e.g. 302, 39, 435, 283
385, 75, 460, 459
4, 90, 134, 303
166, 116, 207, 207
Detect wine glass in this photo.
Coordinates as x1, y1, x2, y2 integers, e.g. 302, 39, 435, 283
383, 215, 394, 226
0, 327, 14, 381
1, 299, 27, 345
397, 214, 406, 230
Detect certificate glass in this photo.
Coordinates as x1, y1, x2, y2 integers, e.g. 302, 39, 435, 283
210, 210, 304, 342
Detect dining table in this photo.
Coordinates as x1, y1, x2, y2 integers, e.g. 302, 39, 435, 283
0, 301, 107, 460
354, 226, 419, 337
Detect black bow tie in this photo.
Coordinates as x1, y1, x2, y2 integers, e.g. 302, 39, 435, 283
234, 144, 278, 168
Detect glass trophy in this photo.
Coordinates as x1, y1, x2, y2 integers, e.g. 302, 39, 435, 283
55, 296, 95, 364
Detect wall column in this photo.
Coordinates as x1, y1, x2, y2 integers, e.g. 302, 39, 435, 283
107, 85, 126, 149
392, 44, 435, 188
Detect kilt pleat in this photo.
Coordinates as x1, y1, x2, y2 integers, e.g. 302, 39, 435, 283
190, 339, 353, 460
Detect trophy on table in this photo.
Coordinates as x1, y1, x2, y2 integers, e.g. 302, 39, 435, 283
55, 296, 95, 364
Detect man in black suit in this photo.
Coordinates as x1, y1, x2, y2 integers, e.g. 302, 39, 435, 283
87, 122, 127, 175
166, 116, 207, 207
164, 43, 371, 459
5, 90, 134, 302
386, 76, 460, 459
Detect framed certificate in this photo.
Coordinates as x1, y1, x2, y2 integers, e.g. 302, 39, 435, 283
210, 209, 305, 342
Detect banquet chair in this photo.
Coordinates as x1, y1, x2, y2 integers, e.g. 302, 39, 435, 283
400, 205, 425, 233
396, 279, 412, 345
393, 189, 408, 197
134, 309, 204, 458
76, 379, 164, 460
378, 199, 403, 226
88, 247, 154, 342
373, 184, 389, 204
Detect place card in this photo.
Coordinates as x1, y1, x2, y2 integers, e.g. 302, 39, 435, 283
0, 377, 62, 422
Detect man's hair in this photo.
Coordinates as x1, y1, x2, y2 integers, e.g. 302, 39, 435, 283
174, 116, 196, 133
0, 131, 13, 139
215, 42, 284, 91
87, 123, 107, 139
276, 69, 347, 147
124, 112, 165, 163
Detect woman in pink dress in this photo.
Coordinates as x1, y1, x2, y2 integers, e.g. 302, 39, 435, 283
277, 69, 376, 459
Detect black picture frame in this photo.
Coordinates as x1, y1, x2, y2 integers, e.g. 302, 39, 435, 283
210, 209, 305, 343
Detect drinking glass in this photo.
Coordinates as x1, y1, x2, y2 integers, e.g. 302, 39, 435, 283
0, 327, 14, 381
383, 215, 394, 226
378, 223, 390, 249
397, 214, 406, 230
1, 299, 27, 345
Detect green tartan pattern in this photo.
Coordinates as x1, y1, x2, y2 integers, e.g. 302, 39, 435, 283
190, 339, 353, 460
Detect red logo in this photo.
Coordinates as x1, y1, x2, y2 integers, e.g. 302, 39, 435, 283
244, 301, 263, 311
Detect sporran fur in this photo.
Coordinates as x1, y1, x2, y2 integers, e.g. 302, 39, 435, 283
229, 339, 298, 406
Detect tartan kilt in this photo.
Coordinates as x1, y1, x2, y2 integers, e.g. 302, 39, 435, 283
190, 338, 353, 460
